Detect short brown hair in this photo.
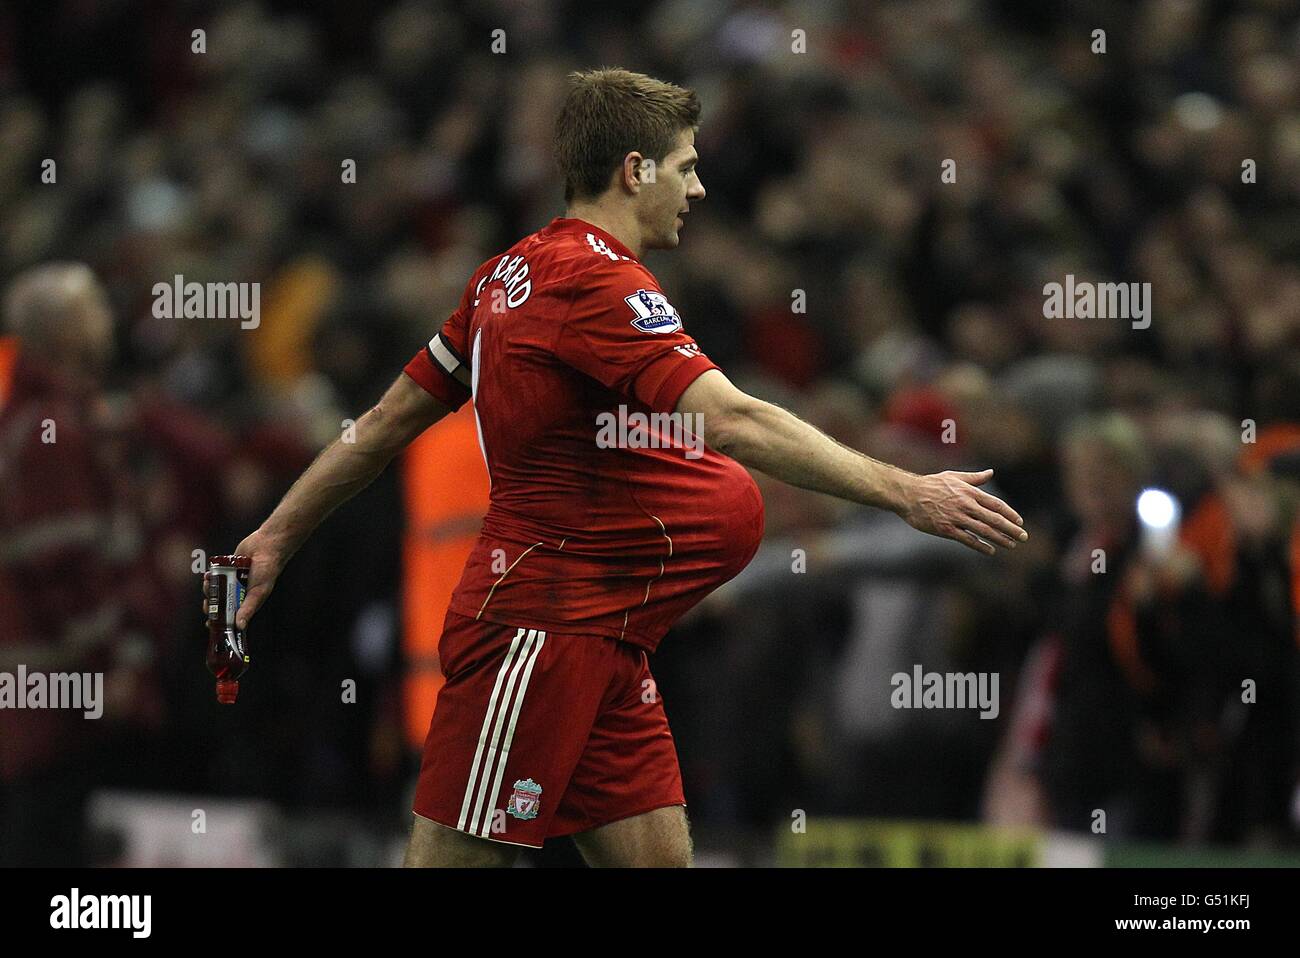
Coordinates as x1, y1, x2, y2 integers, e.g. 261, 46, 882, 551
554, 67, 701, 204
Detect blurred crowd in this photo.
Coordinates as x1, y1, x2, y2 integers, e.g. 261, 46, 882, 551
1, 0, 1298, 865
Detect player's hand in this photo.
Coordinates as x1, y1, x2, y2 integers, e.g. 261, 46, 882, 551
230, 530, 286, 630
898, 469, 1027, 555
199, 530, 287, 629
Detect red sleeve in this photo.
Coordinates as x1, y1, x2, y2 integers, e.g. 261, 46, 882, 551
554, 261, 718, 413
403, 343, 470, 411
402, 270, 478, 411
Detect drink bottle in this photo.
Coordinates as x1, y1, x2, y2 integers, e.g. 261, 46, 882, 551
205, 555, 252, 703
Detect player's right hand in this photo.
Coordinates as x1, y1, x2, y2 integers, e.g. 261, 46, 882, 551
898, 468, 1028, 555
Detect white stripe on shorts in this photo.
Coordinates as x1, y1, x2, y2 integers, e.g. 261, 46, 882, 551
462, 628, 546, 836
457, 627, 525, 831
478, 630, 546, 837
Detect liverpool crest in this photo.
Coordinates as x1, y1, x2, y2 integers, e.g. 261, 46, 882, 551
506, 778, 542, 820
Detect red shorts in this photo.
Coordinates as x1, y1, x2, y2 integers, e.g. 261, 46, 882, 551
412, 610, 686, 848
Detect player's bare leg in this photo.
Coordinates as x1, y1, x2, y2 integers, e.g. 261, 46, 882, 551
571, 805, 692, 867
403, 814, 520, 867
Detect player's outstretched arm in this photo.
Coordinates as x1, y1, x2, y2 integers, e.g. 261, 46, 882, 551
675, 369, 1028, 556
223, 372, 452, 629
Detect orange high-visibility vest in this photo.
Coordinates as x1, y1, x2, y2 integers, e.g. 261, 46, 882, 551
401, 405, 490, 748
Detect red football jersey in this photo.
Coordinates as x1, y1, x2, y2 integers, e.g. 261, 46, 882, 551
403, 217, 764, 651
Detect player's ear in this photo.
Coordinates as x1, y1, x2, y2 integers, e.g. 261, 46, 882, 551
625, 152, 646, 191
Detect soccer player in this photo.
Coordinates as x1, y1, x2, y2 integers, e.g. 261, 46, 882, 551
221, 68, 1028, 867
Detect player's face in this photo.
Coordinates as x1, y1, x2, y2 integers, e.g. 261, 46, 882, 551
640, 128, 705, 250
